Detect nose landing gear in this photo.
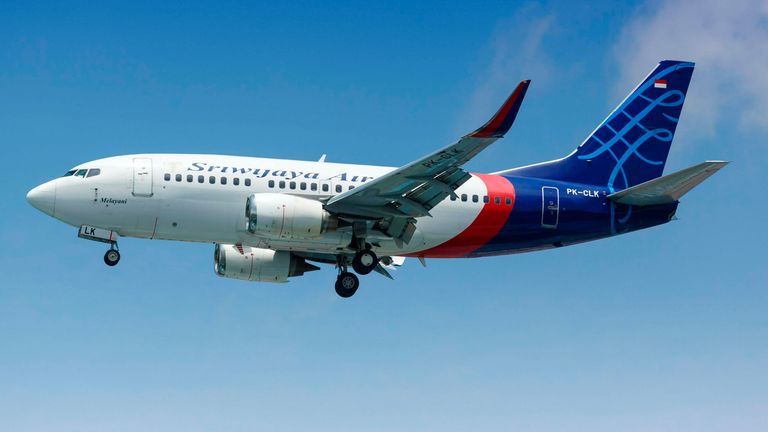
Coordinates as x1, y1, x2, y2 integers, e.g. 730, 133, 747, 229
78, 226, 122, 267
104, 245, 120, 266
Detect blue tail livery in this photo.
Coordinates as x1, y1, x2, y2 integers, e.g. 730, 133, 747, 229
502, 60, 695, 192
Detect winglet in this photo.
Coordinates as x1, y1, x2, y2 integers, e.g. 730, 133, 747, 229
469, 80, 531, 138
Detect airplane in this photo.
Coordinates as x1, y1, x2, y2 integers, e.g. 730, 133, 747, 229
27, 60, 727, 298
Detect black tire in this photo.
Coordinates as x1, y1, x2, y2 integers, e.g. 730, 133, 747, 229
335, 272, 359, 298
352, 249, 378, 275
104, 249, 120, 266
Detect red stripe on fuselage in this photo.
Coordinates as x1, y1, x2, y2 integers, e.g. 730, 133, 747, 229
415, 173, 515, 258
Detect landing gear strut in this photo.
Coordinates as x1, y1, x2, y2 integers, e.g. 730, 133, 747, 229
104, 245, 120, 266
334, 228, 378, 297
334, 255, 361, 298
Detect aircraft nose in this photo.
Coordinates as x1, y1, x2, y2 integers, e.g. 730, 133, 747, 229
27, 181, 56, 216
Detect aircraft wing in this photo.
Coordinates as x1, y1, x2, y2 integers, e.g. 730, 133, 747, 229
325, 80, 530, 240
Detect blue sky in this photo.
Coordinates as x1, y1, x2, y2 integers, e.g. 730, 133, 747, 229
1, 1, 766, 431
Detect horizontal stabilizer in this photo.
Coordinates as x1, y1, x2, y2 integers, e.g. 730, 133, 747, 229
607, 161, 728, 206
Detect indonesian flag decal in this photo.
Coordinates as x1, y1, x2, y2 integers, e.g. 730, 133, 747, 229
654, 79, 668, 89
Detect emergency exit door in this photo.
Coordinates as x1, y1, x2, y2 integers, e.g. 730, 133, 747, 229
541, 186, 559, 228
132, 158, 154, 197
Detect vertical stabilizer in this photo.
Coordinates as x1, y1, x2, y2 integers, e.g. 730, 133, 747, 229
502, 60, 695, 191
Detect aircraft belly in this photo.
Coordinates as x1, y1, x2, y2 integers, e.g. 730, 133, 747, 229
243, 231, 353, 253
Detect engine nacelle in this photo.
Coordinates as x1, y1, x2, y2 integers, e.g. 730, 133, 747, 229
245, 193, 337, 240
214, 243, 319, 283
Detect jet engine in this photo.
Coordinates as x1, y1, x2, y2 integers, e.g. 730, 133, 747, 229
245, 193, 338, 240
214, 243, 319, 283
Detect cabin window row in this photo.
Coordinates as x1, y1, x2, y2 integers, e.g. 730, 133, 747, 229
450, 193, 512, 205
162, 173, 357, 193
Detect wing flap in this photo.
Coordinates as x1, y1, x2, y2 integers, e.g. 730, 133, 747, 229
607, 161, 728, 206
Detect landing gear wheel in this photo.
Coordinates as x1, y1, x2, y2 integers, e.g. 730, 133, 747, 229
104, 249, 121, 266
352, 249, 378, 275
335, 272, 360, 298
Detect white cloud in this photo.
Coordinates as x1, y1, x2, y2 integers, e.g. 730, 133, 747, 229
461, 10, 555, 132
613, 0, 768, 136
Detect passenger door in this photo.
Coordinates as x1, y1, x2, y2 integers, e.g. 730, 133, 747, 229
132, 158, 154, 197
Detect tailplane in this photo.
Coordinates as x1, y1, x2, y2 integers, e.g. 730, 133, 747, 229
502, 60, 695, 191
607, 161, 728, 206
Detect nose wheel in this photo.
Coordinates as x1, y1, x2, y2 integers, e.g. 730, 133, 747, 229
104, 246, 120, 266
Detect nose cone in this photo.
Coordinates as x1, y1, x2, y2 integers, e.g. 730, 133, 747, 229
27, 181, 56, 216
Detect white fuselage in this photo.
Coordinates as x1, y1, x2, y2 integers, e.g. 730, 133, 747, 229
37, 154, 491, 257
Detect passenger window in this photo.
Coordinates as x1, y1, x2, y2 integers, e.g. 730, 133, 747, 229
63, 170, 76, 177
450, 194, 457, 201
187, 174, 193, 182
335, 185, 342, 193
198, 175, 204, 183
234, 178, 240, 186
483, 195, 489, 204
472, 195, 478, 203
322, 184, 329, 192
300, 182, 307, 190
245, 179, 251, 186
175, 174, 181, 182
86, 168, 101, 178
289, 181, 296, 190
349, 185, 355, 190
209, 176, 215, 184
494, 196, 500, 204
221, 177, 227, 185
164, 173, 171, 181
279, 180, 285, 188
311, 183, 317, 191
461, 194, 467, 202
268, 180, 275, 188
505, 197, 512, 205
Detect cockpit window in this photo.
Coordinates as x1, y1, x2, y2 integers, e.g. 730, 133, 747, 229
74, 169, 88, 178
86, 168, 101, 178
63, 170, 76, 177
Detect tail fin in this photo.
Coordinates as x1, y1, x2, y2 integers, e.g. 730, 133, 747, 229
502, 60, 695, 191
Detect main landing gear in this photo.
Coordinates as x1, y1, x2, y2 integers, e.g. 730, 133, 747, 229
334, 248, 379, 298
335, 271, 360, 298
352, 248, 378, 275
104, 244, 120, 266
